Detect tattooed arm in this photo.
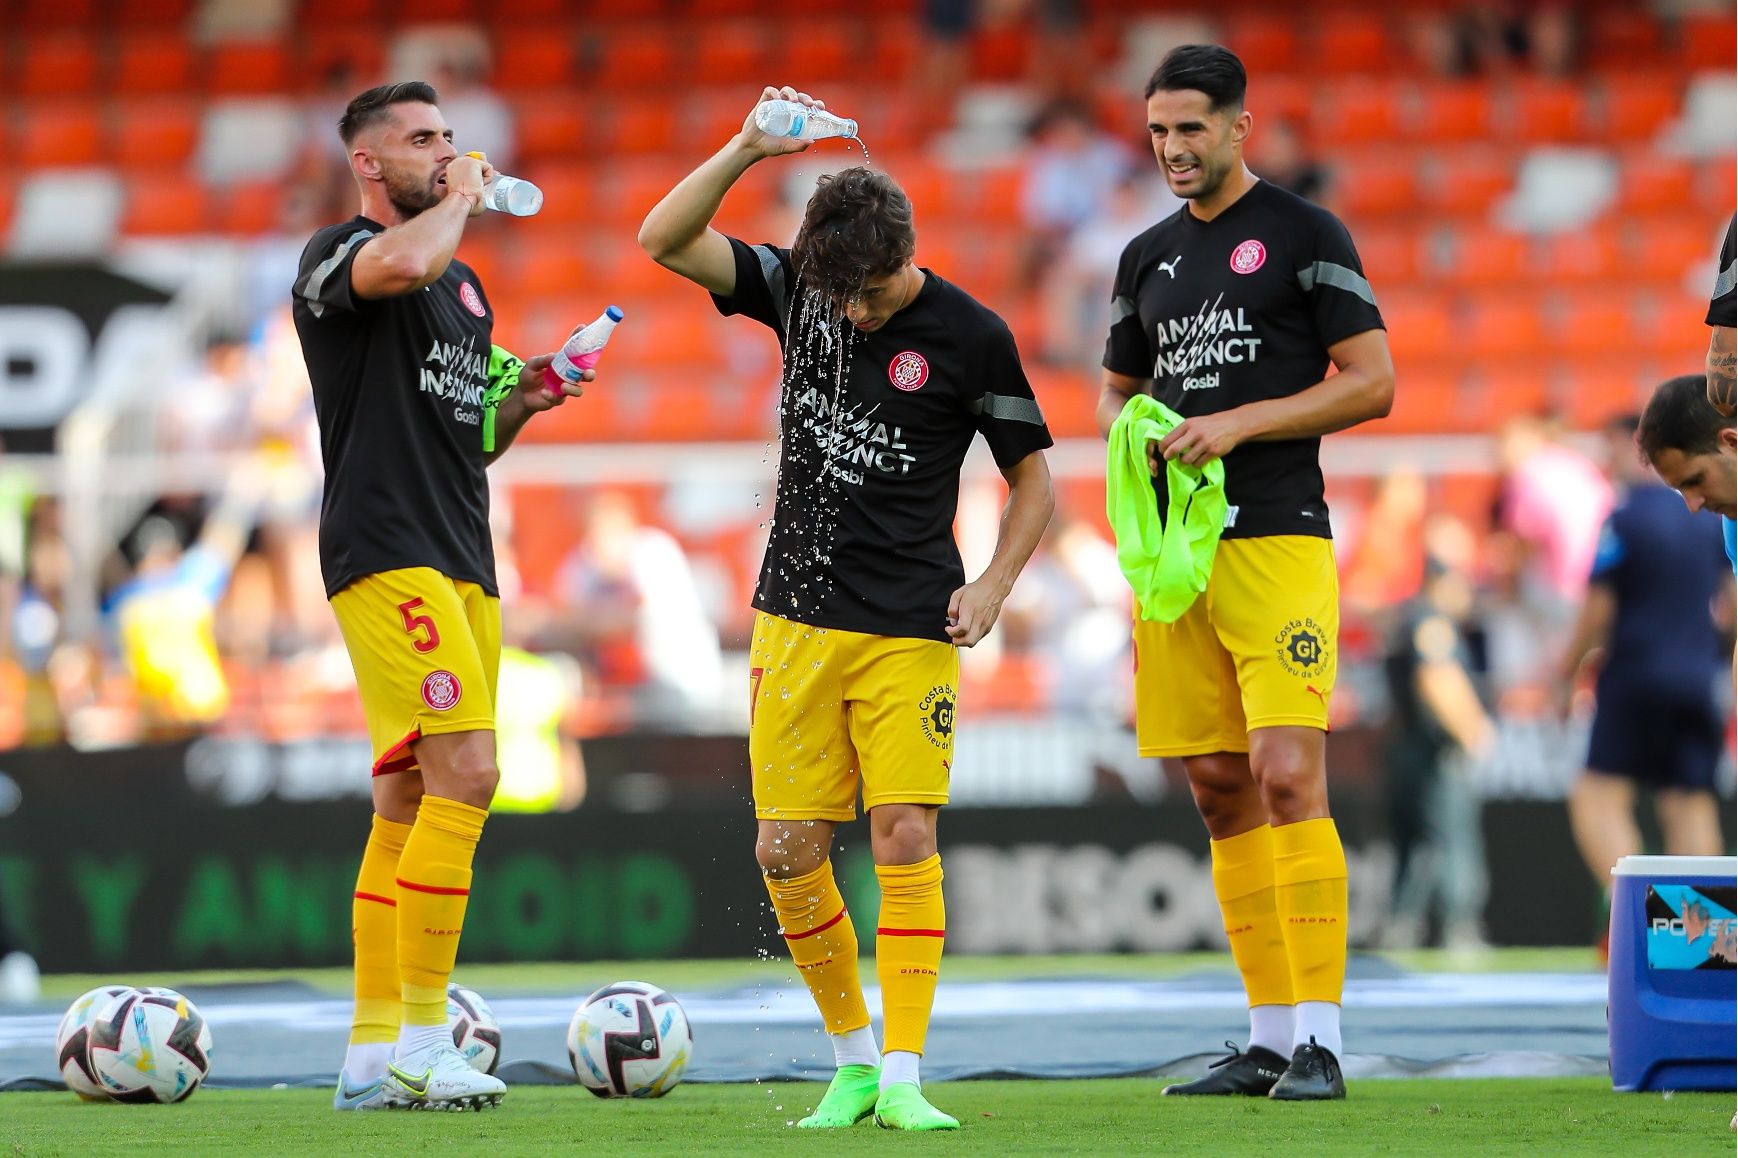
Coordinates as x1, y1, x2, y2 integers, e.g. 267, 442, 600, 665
1708, 324, 1735, 417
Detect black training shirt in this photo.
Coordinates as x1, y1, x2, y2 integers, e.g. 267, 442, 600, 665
1104, 180, 1385, 539
1708, 215, 1735, 329
293, 216, 498, 598
714, 237, 1053, 641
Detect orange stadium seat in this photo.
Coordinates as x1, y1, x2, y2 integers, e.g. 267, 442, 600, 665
483, 0, 573, 22
1585, 7, 1663, 70
394, 0, 477, 21
865, 17, 922, 81
1550, 290, 1638, 355
1681, 12, 1738, 70
1462, 294, 1547, 359
588, 98, 679, 157
1247, 74, 1310, 124
1314, 14, 1393, 67
113, 99, 202, 169
1644, 290, 1716, 356
1504, 80, 1585, 143
301, 0, 385, 24
16, 34, 98, 98
764, 17, 859, 83
300, 28, 388, 82
694, 21, 775, 86
1538, 226, 1624, 281
14, 0, 97, 29
491, 26, 578, 90
112, 0, 194, 25
218, 181, 287, 236
1331, 157, 1416, 217
115, 33, 196, 97
586, 26, 681, 92
1221, 13, 1299, 73
1353, 227, 1421, 285
1596, 74, 1681, 138
1469, 361, 1553, 423
1558, 357, 1662, 427
1614, 151, 1694, 215
1380, 367, 1468, 434
970, 23, 1033, 81
19, 100, 104, 168
511, 97, 588, 163
1416, 152, 1513, 217
208, 42, 293, 97
1412, 82, 1492, 142
1627, 216, 1721, 284
121, 172, 212, 235
1380, 291, 1457, 364
517, 161, 595, 225
1434, 226, 1531, 287
1696, 157, 1736, 214
1310, 80, 1406, 145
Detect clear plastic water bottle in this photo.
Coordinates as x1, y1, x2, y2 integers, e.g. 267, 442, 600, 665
465, 152, 543, 216
754, 99, 858, 142
546, 305, 624, 390
480, 174, 544, 216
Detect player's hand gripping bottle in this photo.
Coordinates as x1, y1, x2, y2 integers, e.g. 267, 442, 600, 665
465, 151, 544, 216
753, 99, 858, 141
543, 306, 624, 396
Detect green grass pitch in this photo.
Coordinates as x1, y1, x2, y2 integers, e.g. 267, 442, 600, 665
3, 1080, 1730, 1157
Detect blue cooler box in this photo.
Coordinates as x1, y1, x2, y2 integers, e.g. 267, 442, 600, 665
1608, 854, 1736, 1092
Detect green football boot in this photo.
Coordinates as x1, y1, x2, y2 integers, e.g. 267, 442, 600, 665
873, 1083, 961, 1131
796, 1064, 880, 1128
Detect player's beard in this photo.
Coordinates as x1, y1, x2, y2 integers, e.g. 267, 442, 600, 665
382, 164, 443, 219
1171, 150, 1231, 201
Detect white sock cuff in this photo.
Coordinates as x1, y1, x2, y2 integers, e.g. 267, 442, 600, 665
879, 1049, 921, 1089
1247, 1003, 1295, 1057
1293, 1000, 1343, 1059
831, 1024, 880, 1068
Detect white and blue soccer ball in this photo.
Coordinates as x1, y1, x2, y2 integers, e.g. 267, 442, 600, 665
567, 981, 691, 1098
55, 985, 135, 1099
446, 983, 502, 1076
85, 987, 212, 1103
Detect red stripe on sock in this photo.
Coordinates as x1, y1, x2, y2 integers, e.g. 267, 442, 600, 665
876, 927, 945, 938
353, 891, 397, 907
783, 908, 847, 941
396, 878, 470, 896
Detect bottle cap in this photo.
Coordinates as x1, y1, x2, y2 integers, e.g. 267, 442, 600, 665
605, 305, 624, 322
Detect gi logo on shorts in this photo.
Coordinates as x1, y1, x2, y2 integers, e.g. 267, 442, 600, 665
459, 282, 487, 317
1229, 239, 1266, 274
889, 350, 929, 391
918, 685, 956, 748
421, 670, 463, 711
1274, 619, 1327, 678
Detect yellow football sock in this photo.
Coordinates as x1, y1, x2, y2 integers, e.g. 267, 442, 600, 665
396, 795, 487, 1027
1273, 817, 1349, 1004
875, 854, 945, 1056
765, 860, 870, 1034
1210, 823, 1295, 1009
351, 814, 412, 1045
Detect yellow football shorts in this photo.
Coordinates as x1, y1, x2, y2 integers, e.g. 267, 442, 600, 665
1132, 535, 1337, 758
330, 567, 501, 775
748, 610, 960, 821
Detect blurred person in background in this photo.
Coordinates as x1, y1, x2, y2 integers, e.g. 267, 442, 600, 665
553, 490, 724, 729
1494, 412, 1612, 625
1381, 515, 1495, 956
640, 84, 1055, 1131
291, 80, 591, 1113
1097, 45, 1393, 1101
490, 610, 586, 814
1560, 402, 1732, 948
1249, 117, 1326, 204
1017, 98, 1134, 288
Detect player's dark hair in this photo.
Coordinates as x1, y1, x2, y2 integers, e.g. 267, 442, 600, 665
791, 167, 917, 304
1144, 44, 1248, 111
1638, 374, 1728, 461
339, 81, 440, 145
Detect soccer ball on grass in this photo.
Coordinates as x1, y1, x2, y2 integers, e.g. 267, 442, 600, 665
446, 982, 503, 1075
85, 987, 212, 1103
567, 981, 691, 1098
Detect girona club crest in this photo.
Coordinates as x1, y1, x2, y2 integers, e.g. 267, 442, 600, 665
889, 350, 929, 391
421, 670, 462, 711
459, 282, 486, 317
1229, 239, 1267, 275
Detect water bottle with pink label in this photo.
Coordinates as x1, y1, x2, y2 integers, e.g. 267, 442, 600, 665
543, 306, 624, 395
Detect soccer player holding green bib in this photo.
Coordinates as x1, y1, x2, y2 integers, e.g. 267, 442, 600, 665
1098, 47, 1395, 1100
640, 85, 1055, 1131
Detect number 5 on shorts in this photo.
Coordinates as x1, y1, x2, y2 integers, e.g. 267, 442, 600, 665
397, 597, 441, 653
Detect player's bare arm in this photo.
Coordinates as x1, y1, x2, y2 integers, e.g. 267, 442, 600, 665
351, 153, 489, 299
639, 86, 826, 295
946, 450, 1055, 648
1159, 328, 1394, 466
1707, 324, 1735, 417
1552, 581, 1616, 718
1095, 368, 1151, 438
483, 355, 593, 466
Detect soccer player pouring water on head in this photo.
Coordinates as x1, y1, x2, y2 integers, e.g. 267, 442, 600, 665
639, 85, 1055, 1131
291, 81, 591, 1112
1097, 47, 1394, 1101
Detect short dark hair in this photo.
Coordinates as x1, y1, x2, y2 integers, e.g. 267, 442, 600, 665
339, 81, 439, 145
1638, 374, 1728, 461
790, 167, 917, 303
1144, 44, 1247, 111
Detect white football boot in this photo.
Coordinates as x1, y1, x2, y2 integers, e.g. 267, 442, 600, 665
383, 1042, 505, 1111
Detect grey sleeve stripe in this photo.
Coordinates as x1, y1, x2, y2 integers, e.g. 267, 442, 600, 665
1110, 295, 1137, 323
1715, 256, 1736, 300
294, 229, 372, 319
753, 244, 790, 321
1297, 260, 1377, 307
968, 393, 1047, 425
